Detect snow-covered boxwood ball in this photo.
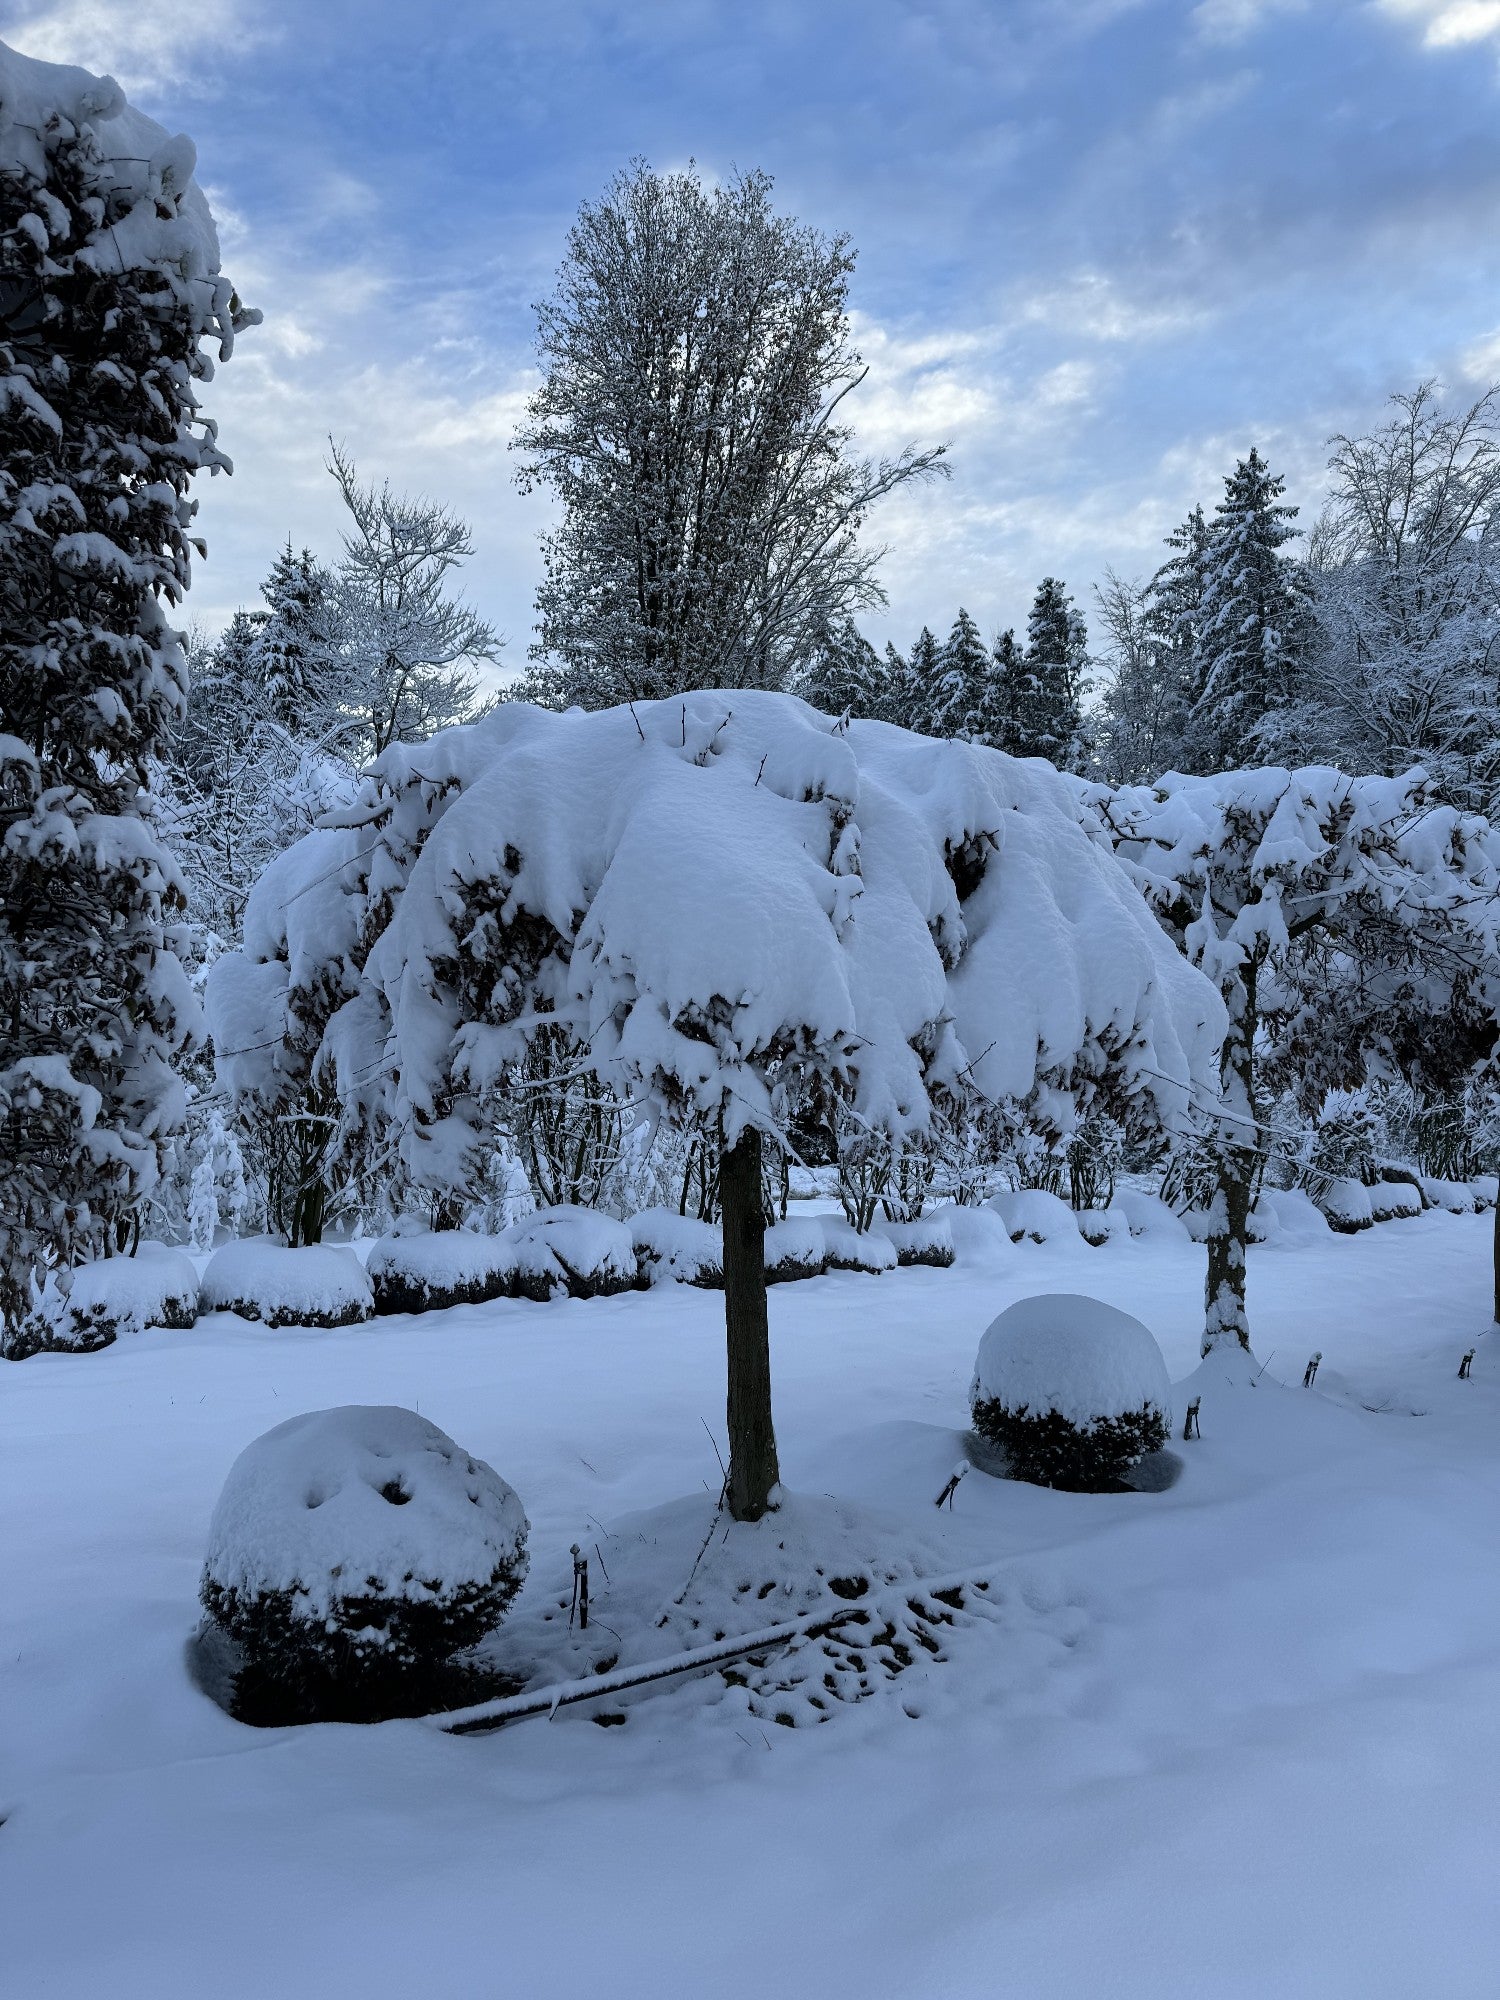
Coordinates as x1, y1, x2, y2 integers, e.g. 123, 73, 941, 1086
505, 1207, 640, 1301
970, 1293, 1172, 1491
201, 1241, 374, 1328
200, 1406, 529, 1720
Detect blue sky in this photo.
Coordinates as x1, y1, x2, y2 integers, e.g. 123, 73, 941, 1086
10, 0, 1500, 671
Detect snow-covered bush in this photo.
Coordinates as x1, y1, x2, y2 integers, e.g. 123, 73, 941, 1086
1108, 1189, 1191, 1243
504, 1206, 639, 1302
66, 1247, 198, 1341
201, 1241, 373, 1327
873, 1215, 955, 1267
992, 1188, 1076, 1244
631, 1209, 724, 1288
1074, 1206, 1127, 1247
819, 1218, 898, 1274
1369, 1178, 1423, 1223
1316, 1177, 1375, 1235
366, 1231, 517, 1316
200, 1405, 528, 1716
970, 1293, 1172, 1490
764, 1218, 829, 1285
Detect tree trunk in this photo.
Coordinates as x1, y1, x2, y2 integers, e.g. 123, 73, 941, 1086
720, 1126, 781, 1521
1203, 964, 1258, 1354
1493, 1188, 1499, 1327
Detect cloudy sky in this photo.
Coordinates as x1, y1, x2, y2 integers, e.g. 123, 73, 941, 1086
9, 0, 1500, 671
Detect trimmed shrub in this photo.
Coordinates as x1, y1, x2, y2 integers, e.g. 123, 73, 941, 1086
67, 1246, 199, 1338
819, 1218, 897, 1274
630, 1208, 724, 1288
201, 1241, 373, 1327
504, 1206, 640, 1301
367, 1230, 517, 1316
970, 1292, 1171, 1492
874, 1216, 955, 1267
991, 1188, 1075, 1244
200, 1405, 529, 1721
764, 1218, 827, 1284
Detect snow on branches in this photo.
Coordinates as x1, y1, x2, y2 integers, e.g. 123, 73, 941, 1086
1077, 764, 1500, 1349
0, 40, 256, 1327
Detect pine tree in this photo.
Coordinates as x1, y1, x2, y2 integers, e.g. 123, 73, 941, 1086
901, 626, 944, 736
1187, 450, 1307, 771
0, 47, 256, 1336
796, 617, 888, 720
935, 608, 991, 739
257, 541, 334, 733
1020, 578, 1087, 768
983, 628, 1030, 755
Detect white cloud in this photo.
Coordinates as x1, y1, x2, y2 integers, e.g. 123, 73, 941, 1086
1377, 0, 1500, 45
1191, 0, 1307, 44
1015, 269, 1211, 343
5, 0, 271, 97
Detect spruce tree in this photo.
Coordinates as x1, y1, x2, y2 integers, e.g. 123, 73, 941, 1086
1187, 450, 1307, 771
796, 617, 888, 720
935, 607, 991, 740
0, 46, 255, 1336
890, 626, 943, 736
257, 541, 335, 733
984, 628, 1030, 755
1020, 577, 1087, 768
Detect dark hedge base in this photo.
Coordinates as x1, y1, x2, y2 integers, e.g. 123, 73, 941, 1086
201, 1547, 528, 1724
970, 1395, 1169, 1492
371, 1269, 512, 1317
890, 1241, 955, 1269
211, 1293, 371, 1329
0, 1303, 118, 1361
765, 1253, 827, 1286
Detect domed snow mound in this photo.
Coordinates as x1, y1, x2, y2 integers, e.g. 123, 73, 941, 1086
201, 1406, 529, 1719
201, 1241, 373, 1328
970, 1292, 1171, 1491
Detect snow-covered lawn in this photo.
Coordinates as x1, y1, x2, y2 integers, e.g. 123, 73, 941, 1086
4, 1211, 1499, 1999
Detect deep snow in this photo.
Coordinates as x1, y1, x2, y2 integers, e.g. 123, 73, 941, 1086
4, 1210, 1500, 1998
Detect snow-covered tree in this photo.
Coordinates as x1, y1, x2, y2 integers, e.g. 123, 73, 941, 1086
0, 42, 255, 1335
1091, 570, 1189, 784
1283, 384, 1500, 810
1081, 766, 1500, 1352
1187, 450, 1307, 771
513, 161, 947, 705
1020, 578, 1087, 768
327, 445, 499, 756
241, 692, 1222, 1517
794, 617, 889, 721
257, 540, 336, 732
935, 608, 992, 740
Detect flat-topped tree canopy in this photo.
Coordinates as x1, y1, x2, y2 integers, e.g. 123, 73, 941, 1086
366, 691, 1225, 1184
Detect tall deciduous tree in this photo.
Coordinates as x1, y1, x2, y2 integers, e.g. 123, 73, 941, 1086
513, 160, 947, 706
0, 42, 255, 1336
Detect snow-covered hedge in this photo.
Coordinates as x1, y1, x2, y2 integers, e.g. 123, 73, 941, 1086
873, 1215, 955, 1268
970, 1292, 1172, 1490
366, 1230, 517, 1316
1108, 1190, 1190, 1243
1316, 1177, 1375, 1235
819, 1218, 898, 1275
505, 1207, 640, 1302
201, 1241, 373, 1328
1073, 1207, 1127, 1247
67, 1247, 199, 1342
1370, 1177, 1423, 1222
631, 1209, 724, 1288
992, 1188, 1076, 1244
1419, 1176, 1477, 1215
764, 1218, 828, 1285
200, 1405, 528, 1717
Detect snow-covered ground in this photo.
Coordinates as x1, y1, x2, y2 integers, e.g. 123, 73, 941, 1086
4, 1210, 1499, 1998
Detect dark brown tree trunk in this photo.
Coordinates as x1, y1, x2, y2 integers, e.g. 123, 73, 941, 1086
1492, 1189, 1499, 1327
720, 1126, 781, 1521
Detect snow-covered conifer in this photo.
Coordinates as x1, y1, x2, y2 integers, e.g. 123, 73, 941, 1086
1187, 451, 1307, 771
0, 41, 255, 1334
1020, 578, 1087, 768
257, 540, 336, 732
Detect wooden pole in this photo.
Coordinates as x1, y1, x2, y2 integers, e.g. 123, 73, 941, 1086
720, 1125, 780, 1521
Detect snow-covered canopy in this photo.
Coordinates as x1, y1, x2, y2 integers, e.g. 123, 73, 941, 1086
208, 692, 1224, 1193
0, 38, 242, 356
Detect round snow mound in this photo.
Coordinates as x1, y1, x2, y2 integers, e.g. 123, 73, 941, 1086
201, 1405, 529, 1712
970, 1292, 1172, 1490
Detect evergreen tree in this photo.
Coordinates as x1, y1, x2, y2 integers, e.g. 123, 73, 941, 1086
935, 608, 991, 739
1020, 577, 1087, 768
0, 47, 255, 1336
901, 626, 944, 736
1187, 450, 1307, 771
257, 541, 335, 733
984, 628, 1031, 756
796, 617, 888, 720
